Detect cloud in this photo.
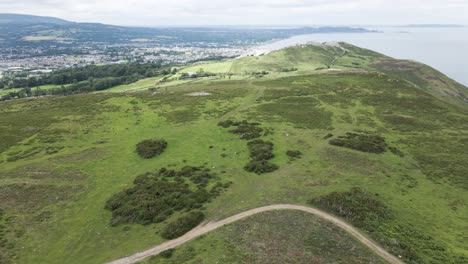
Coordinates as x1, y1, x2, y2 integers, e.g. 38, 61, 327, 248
1, 0, 467, 26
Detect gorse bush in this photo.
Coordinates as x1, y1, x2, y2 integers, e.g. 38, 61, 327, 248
136, 139, 168, 159
244, 139, 278, 174
161, 211, 205, 239
244, 160, 279, 174
217, 120, 234, 128
105, 166, 226, 226
247, 139, 274, 161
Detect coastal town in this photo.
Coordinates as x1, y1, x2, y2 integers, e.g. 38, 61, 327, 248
0, 43, 246, 79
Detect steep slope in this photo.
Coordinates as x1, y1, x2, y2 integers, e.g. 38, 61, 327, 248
370, 59, 468, 108
187, 42, 467, 109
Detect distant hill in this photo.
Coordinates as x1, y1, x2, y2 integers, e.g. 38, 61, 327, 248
0, 13, 70, 25
403, 24, 465, 28
0, 13, 374, 47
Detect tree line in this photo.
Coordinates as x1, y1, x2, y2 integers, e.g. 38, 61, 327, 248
0, 63, 174, 101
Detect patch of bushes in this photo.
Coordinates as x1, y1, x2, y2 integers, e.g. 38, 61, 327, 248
329, 132, 387, 154
286, 150, 302, 159
244, 139, 278, 174
45, 146, 64, 155
174, 166, 218, 187
218, 120, 263, 140
6, 147, 43, 162
280, 67, 298, 72
251, 71, 269, 77
389, 146, 405, 157
310, 188, 461, 263
247, 140, 274, 161
217, 120, 234, 128
136, 139, 168, 159
105, 166, 226, 226
310, 187, 392, 230
179, 69, 216, 79
0, 209, 15, 264
218, 121, 279, 174
161, 211, 205, 239
159, 248, 175, 258
244, 160, 279, 174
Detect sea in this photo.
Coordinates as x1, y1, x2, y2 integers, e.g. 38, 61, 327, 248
253, 26, 468, 86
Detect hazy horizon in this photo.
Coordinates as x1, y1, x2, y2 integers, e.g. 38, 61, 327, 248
1, 0, 467, 26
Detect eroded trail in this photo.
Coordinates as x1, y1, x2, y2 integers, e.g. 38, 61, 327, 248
107, 204, 404, 264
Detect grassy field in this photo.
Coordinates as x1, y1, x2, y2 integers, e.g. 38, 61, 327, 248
0, 84, 70, 96
0, 43, 467, 264
97, 76, 163, 93
180, 60, 234, 74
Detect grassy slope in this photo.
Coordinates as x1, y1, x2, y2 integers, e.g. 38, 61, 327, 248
0, 43, 467, 264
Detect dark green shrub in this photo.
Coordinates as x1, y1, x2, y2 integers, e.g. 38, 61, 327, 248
218, 120, 263, 140
280, 67, 298, 72
286, 150, 302, 158
217, 120, 234, 128
244, 160, 279, 174
323, 133, 334, 139
329, 132, 387, 153
161, 211, 205, 239
136, 139, 168, 159
159, 248, 175, 258
389, 146, 405, 157
243, 139, 279, 174
247, 139, 274, 161
176, 166, 217, 187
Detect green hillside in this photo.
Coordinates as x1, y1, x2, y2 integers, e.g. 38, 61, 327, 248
0, 43, 467, 264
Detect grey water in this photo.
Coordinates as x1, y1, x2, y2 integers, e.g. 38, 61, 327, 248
255, 27, 468, 86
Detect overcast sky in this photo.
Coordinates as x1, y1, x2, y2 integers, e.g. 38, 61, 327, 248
1, 0, 467, 26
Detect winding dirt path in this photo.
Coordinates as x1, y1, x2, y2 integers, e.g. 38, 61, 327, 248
107, 204, 404, 264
